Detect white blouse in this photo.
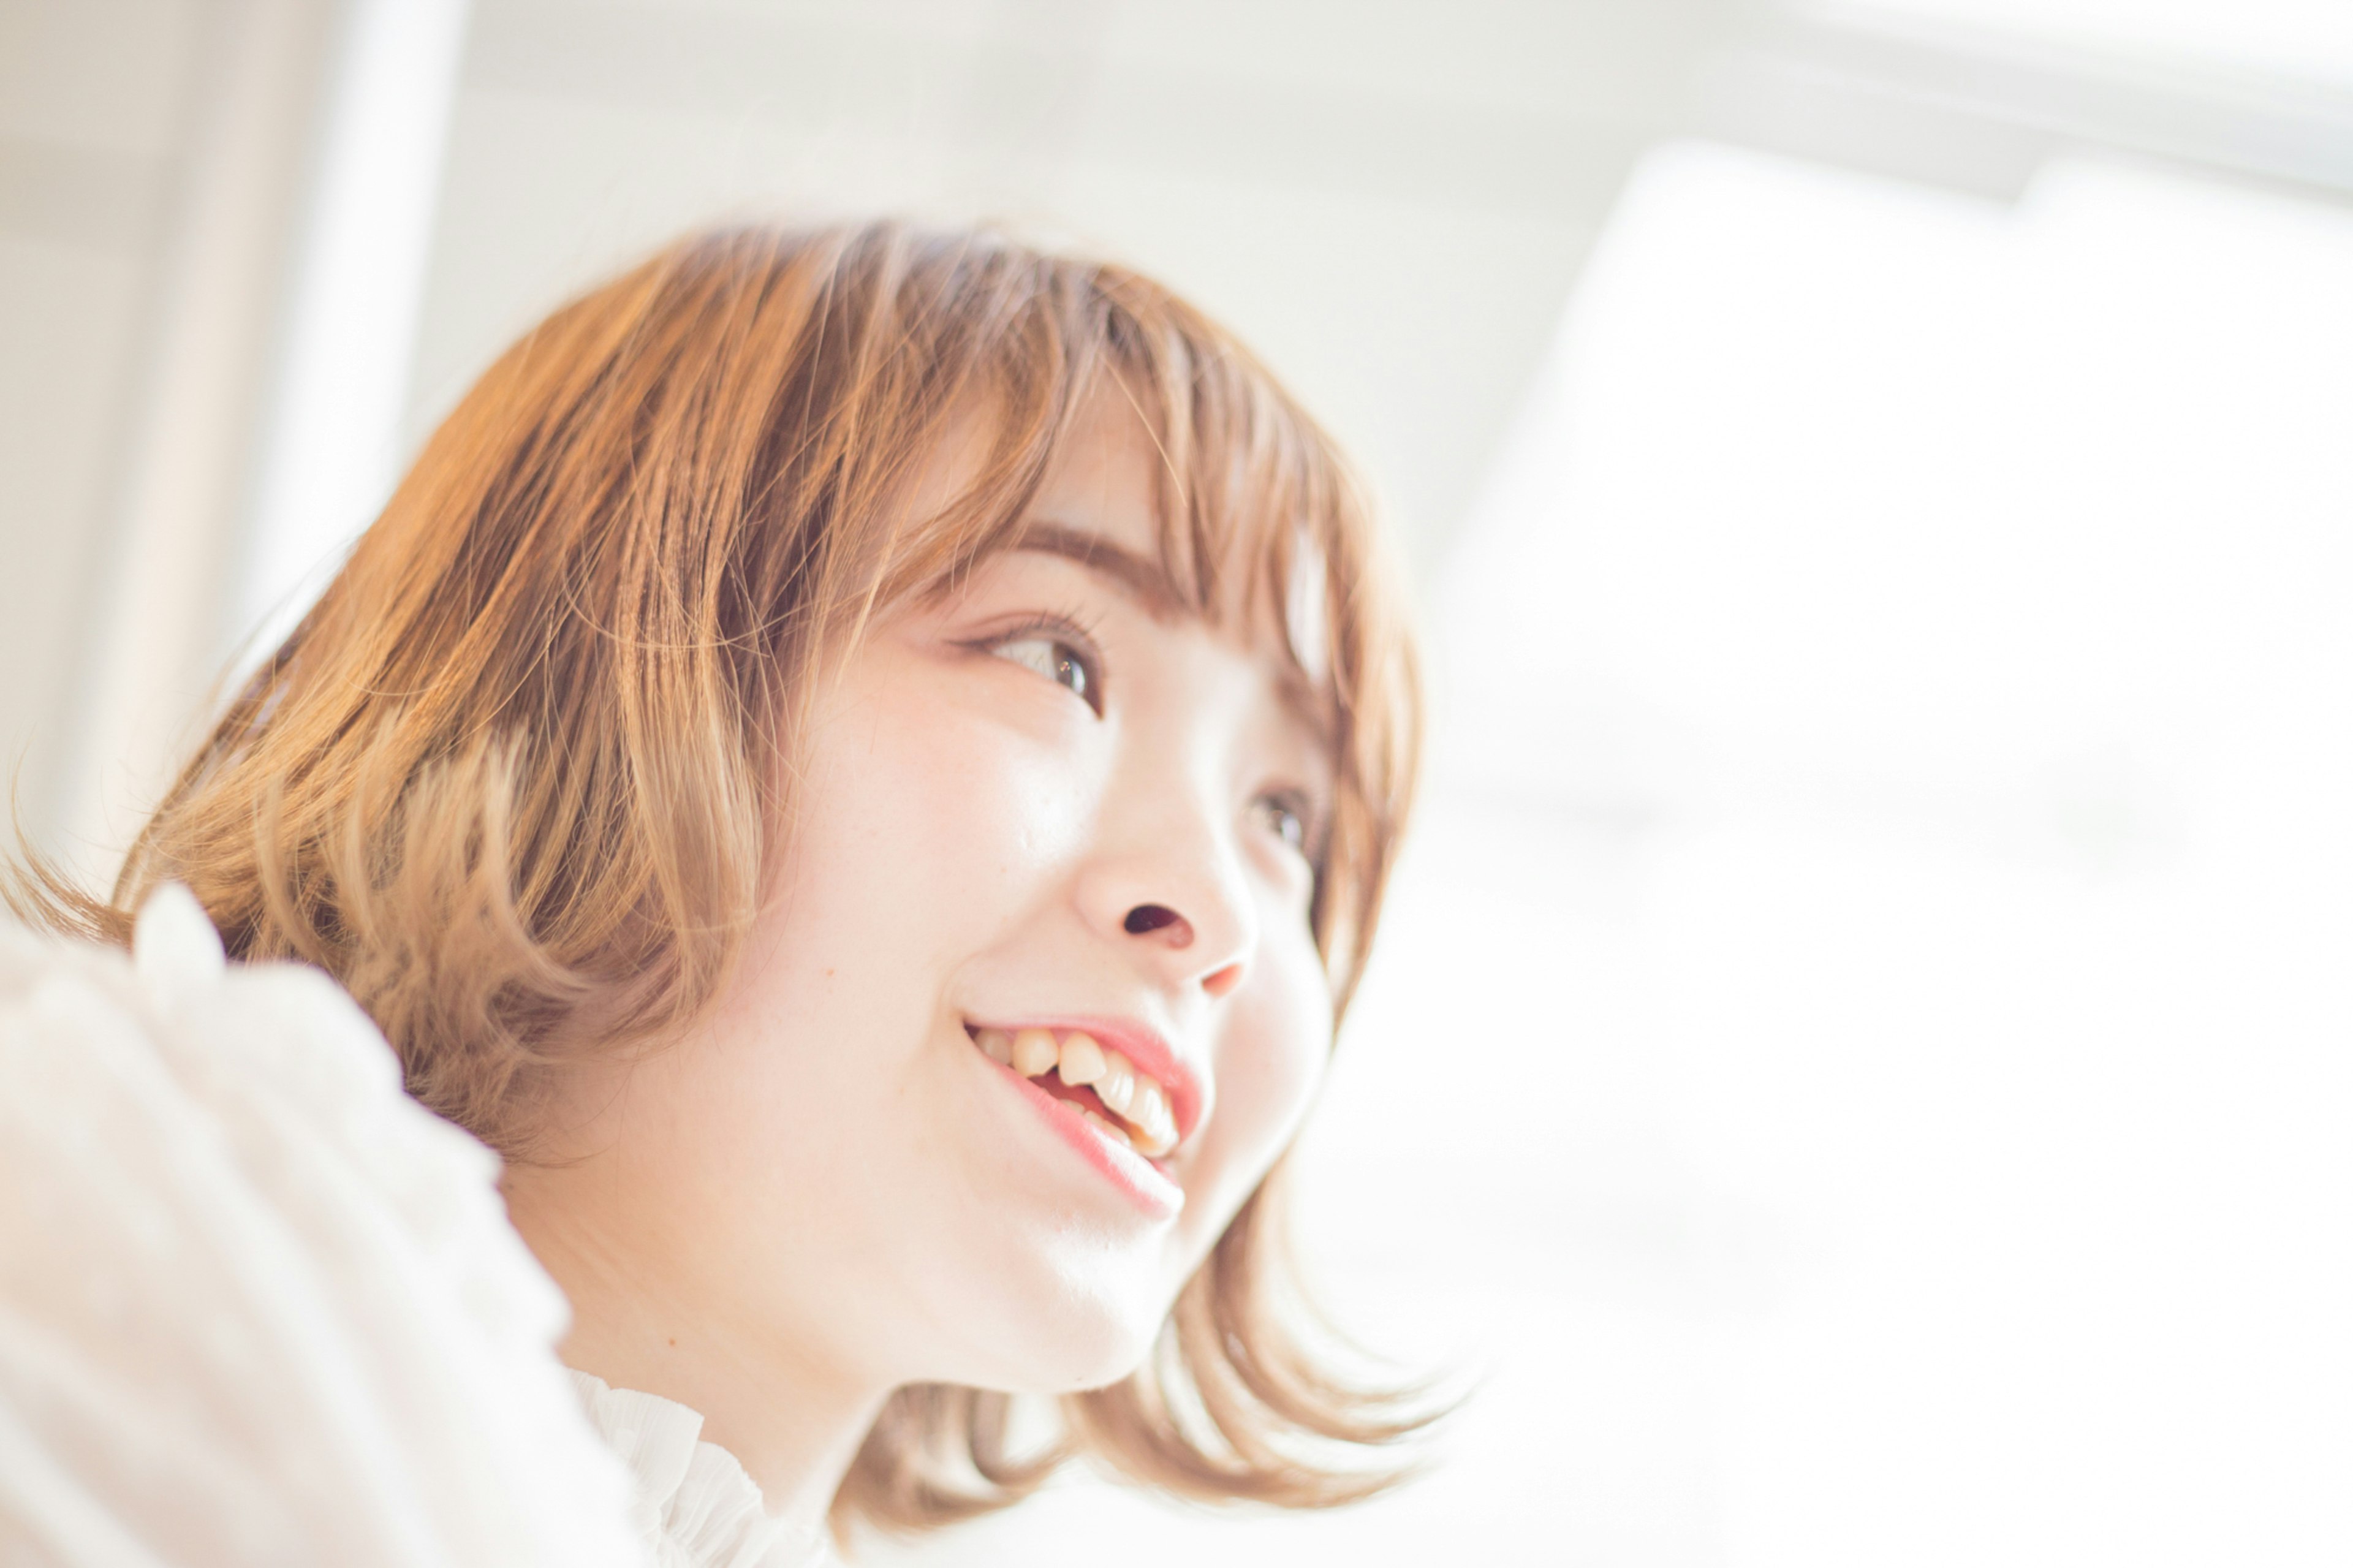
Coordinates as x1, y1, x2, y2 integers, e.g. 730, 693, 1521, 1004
0, 885, 821, 1567
567, 1372, 832, 1568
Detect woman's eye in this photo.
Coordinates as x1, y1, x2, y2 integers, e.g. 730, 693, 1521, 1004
1257, 794, 1309, 854
994, 635, 1097, 711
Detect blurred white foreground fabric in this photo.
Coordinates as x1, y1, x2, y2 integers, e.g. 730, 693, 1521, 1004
0, 887, 640, 1566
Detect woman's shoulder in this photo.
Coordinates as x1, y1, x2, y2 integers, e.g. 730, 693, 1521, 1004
0, 888, 642, 1567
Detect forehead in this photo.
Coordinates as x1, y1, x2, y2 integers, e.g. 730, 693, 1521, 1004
1015, 388, 1297, 630
1025, 389, 1164, 567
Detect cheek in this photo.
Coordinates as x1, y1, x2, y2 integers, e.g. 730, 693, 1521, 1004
790, 683, 1094, 960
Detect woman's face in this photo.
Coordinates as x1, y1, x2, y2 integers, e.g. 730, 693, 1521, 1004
551, 396, 1336, 1397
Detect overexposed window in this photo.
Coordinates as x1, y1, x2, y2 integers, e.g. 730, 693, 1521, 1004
1397, 140, 2353, 1564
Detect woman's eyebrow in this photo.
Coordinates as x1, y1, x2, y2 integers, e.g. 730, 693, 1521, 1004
1014, 523, 1183, 616
1014, 520, 1333, 750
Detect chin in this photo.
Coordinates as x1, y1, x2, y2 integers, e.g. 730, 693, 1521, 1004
953, 1259, 1173, 1397
1053, 1312, 1164, 1395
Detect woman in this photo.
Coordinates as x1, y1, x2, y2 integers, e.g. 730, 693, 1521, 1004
6, 222, 1426, 1563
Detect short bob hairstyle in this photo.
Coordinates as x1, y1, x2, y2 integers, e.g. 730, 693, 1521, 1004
22, 222, 1427, 1533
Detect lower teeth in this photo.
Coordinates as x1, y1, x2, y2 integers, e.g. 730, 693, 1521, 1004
1080, 1108, 1135, 1149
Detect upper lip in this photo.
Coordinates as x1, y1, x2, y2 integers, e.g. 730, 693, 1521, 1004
966, 1012, 1207, 1145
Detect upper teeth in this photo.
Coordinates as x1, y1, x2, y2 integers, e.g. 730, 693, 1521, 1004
1058, 1032, 1107, 1085
1009, 1028, 1058, 1077
971, 1026, 1179, 1156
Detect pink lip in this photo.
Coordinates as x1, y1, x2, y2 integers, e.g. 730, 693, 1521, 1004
983, 1057, 1186, 1218
969, 1014, 1207, 1143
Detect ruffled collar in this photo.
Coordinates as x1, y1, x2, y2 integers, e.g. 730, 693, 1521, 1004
568, 1370, 833, 1568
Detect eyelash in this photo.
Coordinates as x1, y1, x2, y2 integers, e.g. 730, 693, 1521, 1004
979, 610, 1107, 715
978, 612, 1325, 868
1256, 788, 1322, 863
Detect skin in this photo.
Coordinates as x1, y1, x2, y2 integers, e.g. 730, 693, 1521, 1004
502, 393, 1339, 1534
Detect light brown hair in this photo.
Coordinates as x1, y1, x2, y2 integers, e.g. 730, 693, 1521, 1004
18, 222, 1429, 1534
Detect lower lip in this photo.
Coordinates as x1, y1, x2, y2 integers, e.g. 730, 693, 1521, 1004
984, 1057, 1185, 1219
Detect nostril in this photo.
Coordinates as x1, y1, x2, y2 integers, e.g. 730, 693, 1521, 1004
1123, 904, 1186, 940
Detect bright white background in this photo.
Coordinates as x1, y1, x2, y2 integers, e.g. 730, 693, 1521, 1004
878, 138, 2353, 1565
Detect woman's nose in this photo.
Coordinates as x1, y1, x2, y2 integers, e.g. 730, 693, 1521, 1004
1121, 903, 1246, 996
1079, 776, 1256, 996
1124, 904, 1187, 942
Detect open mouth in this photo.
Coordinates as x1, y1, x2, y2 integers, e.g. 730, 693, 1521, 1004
964, 1025, 1181, 1157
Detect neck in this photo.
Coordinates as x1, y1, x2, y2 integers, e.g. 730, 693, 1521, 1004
502, 1167, 889, 1535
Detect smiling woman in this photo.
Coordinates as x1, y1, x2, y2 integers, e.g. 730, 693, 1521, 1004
6, 223, 1427, 1562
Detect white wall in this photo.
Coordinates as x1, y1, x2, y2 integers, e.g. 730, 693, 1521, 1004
0, 0, 213, 849
404, 0, 1723, 572
0, 0, 470, 876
